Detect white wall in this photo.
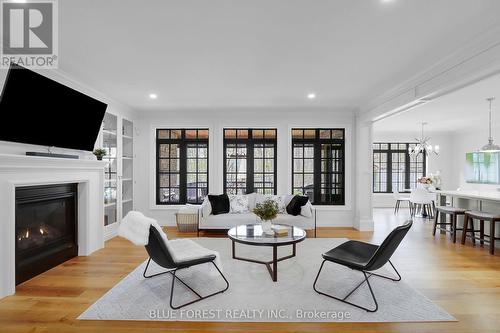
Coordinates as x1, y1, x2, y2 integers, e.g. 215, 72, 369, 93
134, 108, 356, 227
0, 68, 136, 158
371, 130, 454, 207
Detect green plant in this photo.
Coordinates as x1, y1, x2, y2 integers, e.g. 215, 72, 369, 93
253, 199, 278, 221
93, 148, 107, 158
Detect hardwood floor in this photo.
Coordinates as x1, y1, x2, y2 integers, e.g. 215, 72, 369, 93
1, 209, 499, 333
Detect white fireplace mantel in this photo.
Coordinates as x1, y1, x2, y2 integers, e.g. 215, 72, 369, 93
0, 154, 106, 299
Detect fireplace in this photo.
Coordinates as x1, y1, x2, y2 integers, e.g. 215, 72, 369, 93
15, 184, 78, 285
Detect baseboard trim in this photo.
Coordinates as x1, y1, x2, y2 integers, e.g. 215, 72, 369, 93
355, 218, 374, 231
104, 222, 119, 241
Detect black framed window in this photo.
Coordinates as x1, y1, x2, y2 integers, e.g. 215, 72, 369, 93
223, 129, 277, 195
156, 129, 208, 204
292, 129, 345, 205
372, 142, 426, 193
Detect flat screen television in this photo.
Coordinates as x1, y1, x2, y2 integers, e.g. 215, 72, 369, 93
0, 64, 107, 151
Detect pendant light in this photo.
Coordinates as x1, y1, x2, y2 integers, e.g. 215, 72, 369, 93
480, 97, 500, 152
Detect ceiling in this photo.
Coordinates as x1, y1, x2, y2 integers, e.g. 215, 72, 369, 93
57, 0, 500, 111
373, 72, 500, 133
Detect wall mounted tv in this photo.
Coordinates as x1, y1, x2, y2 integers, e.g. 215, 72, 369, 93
0, 64, 107, 151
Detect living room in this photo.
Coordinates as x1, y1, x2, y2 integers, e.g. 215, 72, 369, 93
0, 1, 499, 332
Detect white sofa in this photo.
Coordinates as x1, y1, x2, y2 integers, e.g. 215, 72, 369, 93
198, 193, 316, 233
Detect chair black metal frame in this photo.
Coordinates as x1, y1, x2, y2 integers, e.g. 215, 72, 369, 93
313, 220, 412, 313
143, 226, 229, 309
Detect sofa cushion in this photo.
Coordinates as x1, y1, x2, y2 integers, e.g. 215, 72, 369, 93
199, 212, 314, 230
208, 194, 230, 215
201, 197, 212, 217
247, 192, 257, 210
300, 201, 313, 218
273, 214, 314, 230
201, 213, 258, 229
255, 194, 287, 213
286, 195, 309, 216
229, 194, 250, 213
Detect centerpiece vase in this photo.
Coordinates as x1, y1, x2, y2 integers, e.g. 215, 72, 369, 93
261, 219, 274, 235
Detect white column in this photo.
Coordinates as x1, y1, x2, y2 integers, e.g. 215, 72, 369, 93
354, 117, 374, 231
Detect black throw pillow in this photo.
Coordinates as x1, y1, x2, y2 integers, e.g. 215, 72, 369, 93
208, 194, 230, 215
286, 195, 309, 216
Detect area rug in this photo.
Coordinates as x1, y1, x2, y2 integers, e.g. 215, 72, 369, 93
78, 238, 455, 322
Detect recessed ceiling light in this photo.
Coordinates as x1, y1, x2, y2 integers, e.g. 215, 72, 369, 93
149, 93, 158, 100
381, 0, 394, 3
307, 93, 316, 100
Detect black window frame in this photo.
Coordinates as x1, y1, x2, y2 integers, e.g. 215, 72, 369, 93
156, 129, 209, 205
292, 128, 345, 205
372, 142, 426, 193
223, 128, 277, 195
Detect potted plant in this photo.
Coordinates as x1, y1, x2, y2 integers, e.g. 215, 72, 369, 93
253, 199, 278, 235
93, 148, 107, 161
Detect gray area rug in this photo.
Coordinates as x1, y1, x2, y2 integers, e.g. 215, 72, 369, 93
78, 238, 455, 322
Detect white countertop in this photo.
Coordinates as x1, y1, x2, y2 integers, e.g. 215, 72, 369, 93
436, 190, 500, 202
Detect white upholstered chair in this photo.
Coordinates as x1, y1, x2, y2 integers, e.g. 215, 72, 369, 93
392, 188, 411, 214
410, 188, 435, 219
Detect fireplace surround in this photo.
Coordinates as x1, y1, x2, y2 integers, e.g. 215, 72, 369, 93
0, 154, 105, 298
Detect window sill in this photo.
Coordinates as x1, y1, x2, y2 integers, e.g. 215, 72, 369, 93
150, 204, 202, 210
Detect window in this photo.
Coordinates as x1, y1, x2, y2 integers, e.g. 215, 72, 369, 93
292, 129, 345, 205
224, 128, 277, 194
372, 142, 426, 193
156, 129, 209, 204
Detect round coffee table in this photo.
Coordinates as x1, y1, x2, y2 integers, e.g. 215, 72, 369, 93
227, 224, 306, 282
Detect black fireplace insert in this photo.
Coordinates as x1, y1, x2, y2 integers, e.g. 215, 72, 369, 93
15, 184, 78, 285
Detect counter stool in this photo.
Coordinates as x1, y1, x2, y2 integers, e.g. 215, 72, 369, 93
461, 211, 500, 255
433, 206, 466, 243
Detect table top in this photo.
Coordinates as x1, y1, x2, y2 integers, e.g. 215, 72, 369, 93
227, 224, 306, 246
436, 190, 500, 202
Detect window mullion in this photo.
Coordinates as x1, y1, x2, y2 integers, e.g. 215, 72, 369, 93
247, 141, 254, 193
179, 142, 187, 204
405, 144, 411, 190
387, 150, 393, 193
313, 142, 321, 204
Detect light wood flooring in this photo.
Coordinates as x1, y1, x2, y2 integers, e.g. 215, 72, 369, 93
1, 208, 499, 333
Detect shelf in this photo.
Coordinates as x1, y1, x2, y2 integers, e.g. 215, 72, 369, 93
122, 178, 133, 181
122, 135, 133, 140
104, 202, 117, 208
103, 129, 117, 136
122, 199, 133, 204
122, 156, 133, 160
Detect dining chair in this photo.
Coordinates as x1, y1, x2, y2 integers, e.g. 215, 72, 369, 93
392, 188, 411, 214
410, 188, 435, 219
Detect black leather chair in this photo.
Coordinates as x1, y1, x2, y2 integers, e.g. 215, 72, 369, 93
313, 220, 412, 312
143, 226, 229, 309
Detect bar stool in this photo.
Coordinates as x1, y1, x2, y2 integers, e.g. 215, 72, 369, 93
461, 210, 500, 255
433, 206, 466, 243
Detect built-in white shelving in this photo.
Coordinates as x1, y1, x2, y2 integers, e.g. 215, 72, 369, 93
98, 113, 135, 240
121, 118, 134, 220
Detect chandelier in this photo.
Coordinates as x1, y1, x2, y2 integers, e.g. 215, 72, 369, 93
408, 122, 439, 157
